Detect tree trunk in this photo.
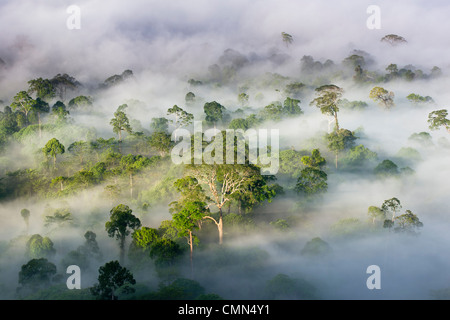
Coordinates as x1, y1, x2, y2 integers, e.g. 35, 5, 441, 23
334, 113, 339, 132
129, 173, 133, 198
218, 207, 223, 245
119, 236, 125, 265
38, 112, 42, 139
189, 231, 193, 278
335, 151, 338, 170
53, 155, 57, 169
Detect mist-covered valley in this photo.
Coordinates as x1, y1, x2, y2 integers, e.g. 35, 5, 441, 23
1, 0, 450, 300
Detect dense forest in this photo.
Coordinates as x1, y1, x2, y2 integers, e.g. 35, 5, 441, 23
1, 1, 450, 300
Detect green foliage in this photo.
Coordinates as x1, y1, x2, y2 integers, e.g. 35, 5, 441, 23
373, 159, 399, 177
110, 105, 132, 141
295, 167, 328, 196
18, 258, 57, 291
27, 78, 56, 101
330, 218, 365, 237
42, 138, 65, 167
301, 149, 326, 169
150, 117, 169, 133
393, 210, 423, 234
428, 109, 450, 132
264, 273, 317, 300
105, 204, 141, 263
368, 206, 385, 224
270, 219, 289, 231
148, 131, 172, 156
228, 118, 249, 131
406, 93, 434, 105
68, 96, 93, 109
144, 278, 206, 300
26, 234, 56, 259
149, 238, 183, 267
338, 99, 368, 111
203, 101, 228, 126
369, 87, 395, 109
343, 144, 377, 168
300, 237, 331, 256
90, 260, 136, 300
278, 149, 308, 178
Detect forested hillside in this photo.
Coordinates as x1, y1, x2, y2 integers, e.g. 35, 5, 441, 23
1, 0, 450, 300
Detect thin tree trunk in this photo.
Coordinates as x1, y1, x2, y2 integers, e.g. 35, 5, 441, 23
38, 112, 42, 139
189, 231, 193, 278
335, 151, 338, 170
119, 236, 125, 265
218, 207, 223, 245
129, 173, 133, 198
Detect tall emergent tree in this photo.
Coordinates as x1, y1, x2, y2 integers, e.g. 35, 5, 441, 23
369, 87, 395, 109
281, 32, 293, 47
428, 109, 450, 133
42, 138, 65, 169
186, 164, 260, 245
10, 91, 36, 124
110, 104, 132, 142
310, 84, 343, 132
167, 105, 194, 139
171, 201, 209, 277
90, 260, 136, 300
105, 204, 141, 264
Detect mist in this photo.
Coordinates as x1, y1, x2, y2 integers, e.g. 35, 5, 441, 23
0, 0, 450, 301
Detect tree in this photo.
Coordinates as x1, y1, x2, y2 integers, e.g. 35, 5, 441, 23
406, 93, 434, 105
167, 105, 194, 139
382, 197, 402, 221
394, 210, 423, 234
301, 149, 326, 169
203, 101, 227, 128
51, 101, 70, 124
18, 258, 57, 291
27, 78, 56, 101
44, 208, 73, 229
42, 138, 65, 168
10, 91, 35, 124
50, 73, 81, 100
187, 164, 260, 244
428, 109, 450, 133
381, 34, 407, 46
374, 159, 399, 177
148, 131, 172, 156
68, 141, 90, 165
105, 204, 141, 264
68, 96, 93, 109
26, 234, 56, 259
110, 105, 132, 142
282, 97, 303, 117
21, 208, 30, 234
368, 206, 385, 225
369, 87, 395, 109
385, 64, 399, 79
32, 98, 50, 139
326, 128, 357, 169
310, 85, 343, 132
171, 201, 209, 277
228, 118, 249, 131
90, 260, 136, 300
295, 167, 328, 196
120, 154, 151, 198
300, 237, 331, 256
150, 117, 169, 133
238, 93, 249, 107
185, 92, 196, 105
281, 32, 293, 47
